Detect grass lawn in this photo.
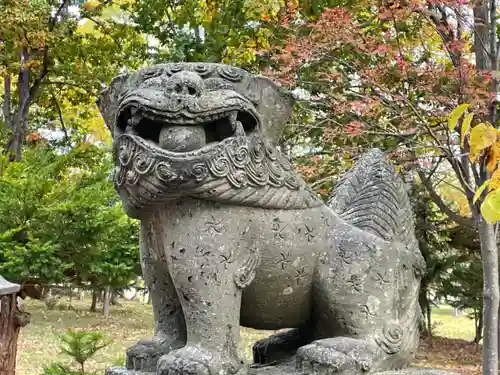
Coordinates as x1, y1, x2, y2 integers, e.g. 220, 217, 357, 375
16, 299, 482, 375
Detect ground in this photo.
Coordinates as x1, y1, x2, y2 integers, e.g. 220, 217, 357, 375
16, 298, 481, 375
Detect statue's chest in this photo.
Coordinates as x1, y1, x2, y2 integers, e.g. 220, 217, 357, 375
142, 199, 332, 264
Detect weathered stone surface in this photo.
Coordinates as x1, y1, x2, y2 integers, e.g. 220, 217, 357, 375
106, 365, 462, 375
98, 63, 427, 375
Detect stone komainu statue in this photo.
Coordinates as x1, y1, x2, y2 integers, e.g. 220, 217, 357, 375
97, 63, 426, 375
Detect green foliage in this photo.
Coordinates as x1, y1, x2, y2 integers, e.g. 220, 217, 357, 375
441, 253, 483, 314
0, 0, 149, 159
0, 144, 140, 289
42, 329, 111, 375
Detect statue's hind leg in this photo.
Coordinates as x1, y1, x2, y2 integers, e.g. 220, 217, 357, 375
126, 219, 186, 372
296, 225, 421, 374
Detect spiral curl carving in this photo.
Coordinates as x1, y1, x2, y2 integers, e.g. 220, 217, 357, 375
133, 153, 154, 174
114, 133, 323, 209
219, 66, 244, 82
189, 163, 209, 182
165, 64, 183, 75
285, 175, 300, 190
375, 323, 404, 355
115, 166, 125, 187
125, 170, 140, 185
250, 138, 266, 164
227, 142, 250, 168
279, 156, 293, 171
246, 162, 270, 186
193, 64, 214, 78
264, 140, 278, 161
207, 155, 232, 178
227, 169, 249, 189
118, 144, 133, 167
267, 161, 286, 188
155, 162, 177, 183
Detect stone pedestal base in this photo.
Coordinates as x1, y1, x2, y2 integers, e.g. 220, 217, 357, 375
106, 364, 462, 375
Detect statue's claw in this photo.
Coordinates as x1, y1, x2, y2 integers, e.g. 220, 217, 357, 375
157, 345, 244, 375
125, 336, 183, 372
296, 337, 376, 375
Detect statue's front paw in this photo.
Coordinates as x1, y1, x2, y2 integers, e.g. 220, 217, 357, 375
126, 336, 183, 372
157, 345, 245, 375
296, 337, 376, 375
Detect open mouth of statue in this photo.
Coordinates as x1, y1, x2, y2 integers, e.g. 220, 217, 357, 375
116, 103, 259, 153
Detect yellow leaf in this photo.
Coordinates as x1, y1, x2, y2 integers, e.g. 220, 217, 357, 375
474, 180, 490, 204
469, 122, 497, 161
448, 103, 470, 130
487, 143, 499, 173
480, 189, 500, 224
82, 0, 99, 11
491, 168, 500, 190
460, 112, 473, 147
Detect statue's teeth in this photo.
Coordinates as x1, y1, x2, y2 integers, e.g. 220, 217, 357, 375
229, 111, 245, 136
234, 121, 245, 136
229, 111, 238, 125
128, 112, 143, 127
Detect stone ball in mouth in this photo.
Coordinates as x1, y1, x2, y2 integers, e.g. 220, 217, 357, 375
116, 105, 259, 153
159, 125, 206, 152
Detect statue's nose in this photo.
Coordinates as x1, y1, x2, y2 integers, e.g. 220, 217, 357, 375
164, 71, 204, 96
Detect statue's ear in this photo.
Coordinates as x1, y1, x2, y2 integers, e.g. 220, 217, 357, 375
96, 73, 130, 136
252, 76, 295, 144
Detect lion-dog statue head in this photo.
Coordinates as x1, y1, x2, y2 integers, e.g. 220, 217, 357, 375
97, 63, 323, 218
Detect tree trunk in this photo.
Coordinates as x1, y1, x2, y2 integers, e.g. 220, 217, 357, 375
418, 283, 432, 340
3, 75, 11, 129
68, 287, 72, 309
90, 289, 98, 312
6, 50, 30, 162
110, 289, 121, 306
102, 286, 111, 319
426, 296, 432, 339
475, 306, 484, 344
478, 218, 499, 375
0, 294, 30, 375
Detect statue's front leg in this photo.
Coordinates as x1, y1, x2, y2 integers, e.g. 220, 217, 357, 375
126, 221, 186, 372
157, 241, 258, 375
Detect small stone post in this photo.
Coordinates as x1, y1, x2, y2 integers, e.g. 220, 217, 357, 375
0, 276, 30, 375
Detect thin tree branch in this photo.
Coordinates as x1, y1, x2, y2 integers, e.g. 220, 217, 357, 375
51, 93, 71, 146
41, 80, 90, 91
83, 16, 122, 48
417, 169, 475, 229
311, 176, 334, 188
49, 0, 70, 31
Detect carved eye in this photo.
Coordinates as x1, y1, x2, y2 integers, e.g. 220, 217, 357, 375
219, 66, 245, 82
